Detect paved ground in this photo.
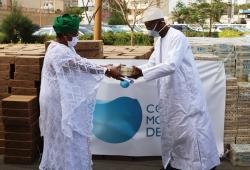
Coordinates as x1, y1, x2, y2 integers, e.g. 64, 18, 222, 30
1, 155, 250, 170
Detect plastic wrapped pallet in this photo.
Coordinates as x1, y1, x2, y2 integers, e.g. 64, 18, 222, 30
194, 54, 221, 61
214, 52, 236, 76
191, 44, 214, 54
236, 82, 250, 144
224, 77, 238, 145
235, 44, 250, 82
230, 144, 250, 166
238, 82, 250, 101
213, 44, 235, 53
235, 44, 250, 52
226, 77, 237, 86
236, 137, 250, 144
236, 58, 250, 82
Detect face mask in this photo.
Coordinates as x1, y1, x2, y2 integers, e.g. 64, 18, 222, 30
148, 23, 159, 37
148, 22, 168, 37
67, 36, 79, 47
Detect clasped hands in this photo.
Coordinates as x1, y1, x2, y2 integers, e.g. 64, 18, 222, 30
104, 64, 143, 81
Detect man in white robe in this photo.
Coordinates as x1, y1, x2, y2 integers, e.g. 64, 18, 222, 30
39, 14, 121, 170
129, 8, 220, 170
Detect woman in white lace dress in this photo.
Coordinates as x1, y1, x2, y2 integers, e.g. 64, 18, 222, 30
39, 14, 121, 170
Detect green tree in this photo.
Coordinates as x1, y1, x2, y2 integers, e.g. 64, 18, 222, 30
1, 1, 37, 43
105, 0, 158, 46
171, 1, 190, 24
234, 4, 250, 14
108, 11, 126, 25
188, 1, 209, 34
172, 0, 227, 37
64, 7, 85, 21
207, 0, 228, 36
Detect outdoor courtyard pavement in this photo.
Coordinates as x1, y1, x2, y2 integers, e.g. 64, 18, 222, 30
1, 155, 250, 170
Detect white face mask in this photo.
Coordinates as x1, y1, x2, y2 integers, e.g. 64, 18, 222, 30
67, 36, 79, 47
148, 22, 167, 37
148, 23, 159, 37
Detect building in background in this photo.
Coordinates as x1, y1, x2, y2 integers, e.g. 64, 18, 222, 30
0, 0, 12, 8
126, 0, 168, 23
0, 0, 80, 12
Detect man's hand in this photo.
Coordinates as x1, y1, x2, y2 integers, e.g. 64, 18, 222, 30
127, 66, 143, 79
105, 65, 124, 81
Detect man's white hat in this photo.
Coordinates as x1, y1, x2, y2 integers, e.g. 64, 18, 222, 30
142, 7, 164, 22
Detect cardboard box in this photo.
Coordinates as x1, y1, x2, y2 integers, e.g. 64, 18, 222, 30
4, 155, 36, 164
0, 64, 10, 72
236, 137, 250, 144
230, 144, 250, 166
75, 40, 103, 50
4, 147, 37, 157
191, 45, 214, 54
11, 87, 38, 96
0, 86, 9, 93
15, 56, 44, 65
4, 138, 41, 149
3, 114, 38, 126
0, 93, 10, 100
9, 80, 40, 88
226, 77, 238, 86
14, 72, 40, 81
4, 128, 39, 141
235, 45, 250, 52
45, 40, 103, 51
105, 55, 139, 59
2, 108, 38, 117
15, 65, 42, 74
238, 129, 250, 136
237, 108, 250, 115
0, 147, 4, 155
0, 56, 15, 64
213, 44, 235, 53
77, 49, 104, 59
0, 80, 9, 86
224, 137, 235, 144
4, 121, 39, 133
0, 123, 4, 131
236, 52, 250, 59
0, 138, 4, 146
0, 131, 4, 138
2, 95, 38, 109
0, 71, 10, 80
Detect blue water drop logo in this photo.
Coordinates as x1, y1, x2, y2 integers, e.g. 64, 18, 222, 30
93, 97, 142, 143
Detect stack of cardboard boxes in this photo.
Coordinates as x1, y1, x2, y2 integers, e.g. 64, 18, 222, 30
0, 54, 14, 154
45, 40, 104, 59
230, 144, 250, 166
10, 56, 43, 96
236, 82, 250, 144
191, 44, 214, 55
224, 77, 238, 146
103, 46, 153, 59
2, 95, 41, 164
235, 45, 250, 82
213, 44, 236, 77
0, 45, 44, 164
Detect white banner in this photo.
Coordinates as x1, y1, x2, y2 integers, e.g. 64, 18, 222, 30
90, 59, 226, 157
